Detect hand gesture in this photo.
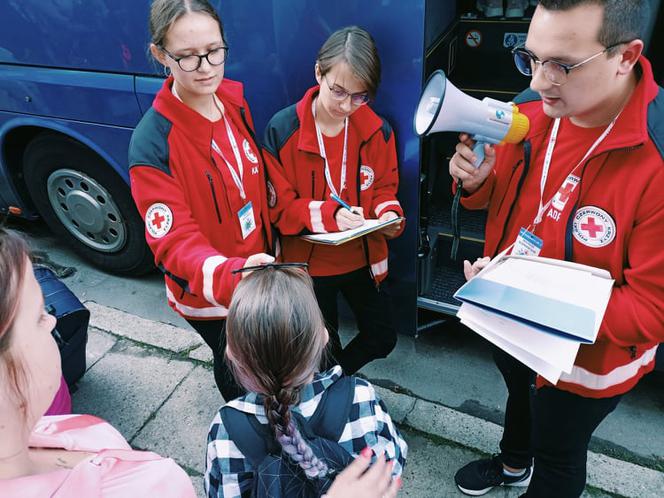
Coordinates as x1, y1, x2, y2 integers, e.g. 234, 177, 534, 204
449, 133, 496, 194
463, 256, 491, 281
241, 253, 275, 278
325, 450, 401, 498
335, 206, 365, 231
378, 211, 402, 238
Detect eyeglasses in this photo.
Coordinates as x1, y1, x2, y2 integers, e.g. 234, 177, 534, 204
323, 74, 370, 106
512, 43, 622, 86
160, 45, 228, 72
231, 262, 309, 275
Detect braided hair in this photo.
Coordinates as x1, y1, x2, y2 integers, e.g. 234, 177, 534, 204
226, 267, 330, 478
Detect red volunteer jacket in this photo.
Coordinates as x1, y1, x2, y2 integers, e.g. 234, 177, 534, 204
262, 86, 404, 281
461, 57, 664, 398
129, 77, 271, 320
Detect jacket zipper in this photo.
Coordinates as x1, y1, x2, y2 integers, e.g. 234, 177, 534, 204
206, 171, 223, 223
495, 140, 532, 252
356, 148, 378, 287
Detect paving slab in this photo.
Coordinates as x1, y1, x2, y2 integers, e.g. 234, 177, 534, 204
132, 365, 221, 472
189, 344, 214, 363
85, 327, 117, 370
85, 301, 204, 353
72, 340, 194, 440
404, 397, 664, 498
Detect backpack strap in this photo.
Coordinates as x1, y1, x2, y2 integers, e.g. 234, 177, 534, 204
220, 405, 279, 467
306, 375, 355, 441
220, 375, 356, 467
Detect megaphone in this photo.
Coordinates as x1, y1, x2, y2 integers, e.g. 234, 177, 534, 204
414, 70, 529, 166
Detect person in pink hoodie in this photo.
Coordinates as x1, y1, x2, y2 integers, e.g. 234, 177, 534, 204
0, 227, 196, 498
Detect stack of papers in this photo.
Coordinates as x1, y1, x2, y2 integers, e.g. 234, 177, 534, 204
454, 254, 614, 383
300, 217, 403, 245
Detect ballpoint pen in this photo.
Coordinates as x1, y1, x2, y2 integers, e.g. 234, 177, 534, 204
330, 193, 360, 215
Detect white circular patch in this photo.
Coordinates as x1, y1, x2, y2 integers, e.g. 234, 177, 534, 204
360, 165, 375, 191
572, 206, 616, 248
243, 139, 258, 164
267, 180, 277, 208
145, 203, 173, 239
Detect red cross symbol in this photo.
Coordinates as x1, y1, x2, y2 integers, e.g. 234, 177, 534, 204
151, 212, 165, 229
581, 217, 603, 238
360, 169, 370, 185
557, 182, 576, 204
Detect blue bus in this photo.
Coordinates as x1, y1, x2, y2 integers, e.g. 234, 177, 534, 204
0, 0, 662, 338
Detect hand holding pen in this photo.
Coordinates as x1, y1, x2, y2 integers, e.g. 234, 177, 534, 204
331, 193, 365, 231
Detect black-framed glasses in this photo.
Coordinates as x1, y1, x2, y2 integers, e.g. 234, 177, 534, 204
231, 262, 309, 275
512, 43, 623, 86
323, 74, 370, 106
160, 45, 228, 72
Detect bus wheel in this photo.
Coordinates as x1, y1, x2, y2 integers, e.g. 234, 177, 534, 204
23, 133, 154, 275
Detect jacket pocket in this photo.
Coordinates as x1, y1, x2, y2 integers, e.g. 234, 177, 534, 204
206, 171, 223, 223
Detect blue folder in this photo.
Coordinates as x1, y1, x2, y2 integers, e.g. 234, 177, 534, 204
454, 278, 596, 343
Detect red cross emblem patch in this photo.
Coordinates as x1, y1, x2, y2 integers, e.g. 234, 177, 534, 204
145, 203, 173, 239
551, 175, 579, 211
572, 206, 616, 248
360, 165, 374, 191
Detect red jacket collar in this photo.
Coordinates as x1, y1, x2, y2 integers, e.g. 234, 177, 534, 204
152, 76, 246, 147
522, 55, 658, 153
295, 85, 384, 154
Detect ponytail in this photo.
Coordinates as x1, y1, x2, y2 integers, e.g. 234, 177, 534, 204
264, 389, 330, 478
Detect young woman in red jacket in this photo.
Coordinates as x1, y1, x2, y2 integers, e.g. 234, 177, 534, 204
129, 0, 273, 401
263, 27, 405, 374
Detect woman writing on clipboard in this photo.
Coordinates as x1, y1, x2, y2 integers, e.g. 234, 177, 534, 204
263, 26, 405, 374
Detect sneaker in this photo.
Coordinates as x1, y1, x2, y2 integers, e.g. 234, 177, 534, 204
454, 455, 532, 496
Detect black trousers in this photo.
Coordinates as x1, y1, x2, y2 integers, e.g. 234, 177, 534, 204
186, 319, 245, 402
494, 348, 622, 498
313, 267, 398, 375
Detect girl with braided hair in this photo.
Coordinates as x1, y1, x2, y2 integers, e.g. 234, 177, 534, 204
205, 265, 407, 497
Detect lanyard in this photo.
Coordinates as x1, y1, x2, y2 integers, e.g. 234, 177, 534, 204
532, 114, 619, 228
172, 83, 247, 200
212, 115, 246, 200
312, 98, 349, 198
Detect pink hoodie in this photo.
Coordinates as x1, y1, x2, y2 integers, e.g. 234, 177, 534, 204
0, 414, 196, 498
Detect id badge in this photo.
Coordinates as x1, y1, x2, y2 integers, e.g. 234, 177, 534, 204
513, 227, 543, 256
238, 201, 256, 239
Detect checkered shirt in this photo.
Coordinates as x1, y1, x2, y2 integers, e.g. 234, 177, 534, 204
205, 366, 408, 497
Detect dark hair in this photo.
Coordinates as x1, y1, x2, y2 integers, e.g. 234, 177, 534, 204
226, 268, 330, 478
0, 227, 31, 415
317, 26, 381, 98
149, 0, 226, 48
538, 0, 650, 54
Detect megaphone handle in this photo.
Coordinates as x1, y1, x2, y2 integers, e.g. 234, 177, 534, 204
472, 141, 486, 168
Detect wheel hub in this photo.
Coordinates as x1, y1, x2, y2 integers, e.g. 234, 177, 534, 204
47, 169, 127, 253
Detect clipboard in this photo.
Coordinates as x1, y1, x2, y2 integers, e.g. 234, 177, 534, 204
300, 217, 403, 245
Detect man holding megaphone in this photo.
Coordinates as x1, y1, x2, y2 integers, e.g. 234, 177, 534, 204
440, 1, 663, 497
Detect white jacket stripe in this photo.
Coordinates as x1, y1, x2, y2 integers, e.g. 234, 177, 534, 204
166, 286, 228, 318
374, 200, 401, 217
309, 200, 326, 233
558, 345, 658, 390
371, 257, 388, 277
202, 255, 228, 307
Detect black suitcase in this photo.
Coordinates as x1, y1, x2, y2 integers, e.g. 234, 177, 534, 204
34, 266, 90, 388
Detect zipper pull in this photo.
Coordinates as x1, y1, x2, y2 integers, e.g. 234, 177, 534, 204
629, 346, 637, 359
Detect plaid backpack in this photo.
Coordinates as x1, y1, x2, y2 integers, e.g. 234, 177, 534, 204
220, 375, 355, 498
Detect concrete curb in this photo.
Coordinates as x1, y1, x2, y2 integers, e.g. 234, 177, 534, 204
85, 303, 664, 498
